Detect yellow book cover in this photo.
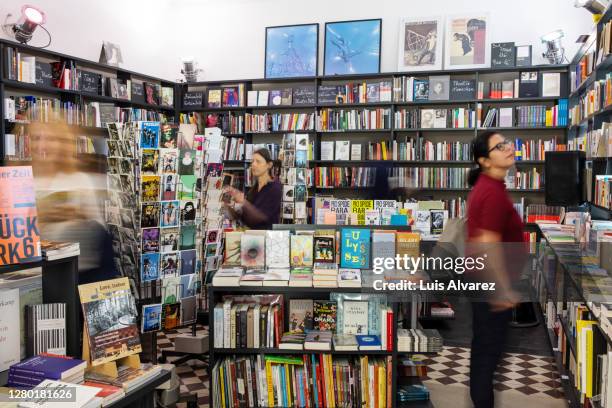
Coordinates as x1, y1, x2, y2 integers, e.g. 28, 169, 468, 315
396, 232, 421, 260
576, 318, 596, 393
266, 360, 274, 407
546, 110, 553, 127
379, 365, 386, 408
219, 363, 226, 408
285, 363, 292, 406
362, 356, 370, 408
382, 141, 388, 160
586, 327, 594, 397
350, 200, 374, 225
78, 277, 142, 366
327, 354, 335, 408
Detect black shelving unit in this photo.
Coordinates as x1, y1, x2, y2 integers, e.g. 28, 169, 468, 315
207, 284, 437, 408
0, 38, 179, 166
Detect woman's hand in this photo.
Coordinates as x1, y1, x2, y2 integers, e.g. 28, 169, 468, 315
224, 186, 245, 204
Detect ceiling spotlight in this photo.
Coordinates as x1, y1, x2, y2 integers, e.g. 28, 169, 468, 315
541, 30, 567, 64
2, 4, 50, 47
575, 0, 609, 15
12, 5, 45, 44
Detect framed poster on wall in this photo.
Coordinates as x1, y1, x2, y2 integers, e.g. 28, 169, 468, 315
444, 14, 489, 69
324, 19, 382, 75
397, 16, 444, 72
265, 23, 319, 78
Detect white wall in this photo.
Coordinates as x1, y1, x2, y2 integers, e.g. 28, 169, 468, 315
0, 0, 596, 81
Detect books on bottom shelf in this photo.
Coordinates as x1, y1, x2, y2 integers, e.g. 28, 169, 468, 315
212, 354, 392, 408
397, 382, 430, 403
397, 328, 443, 353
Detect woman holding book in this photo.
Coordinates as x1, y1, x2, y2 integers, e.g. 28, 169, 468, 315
224, 148, 281, 229
466, 131, 526, 408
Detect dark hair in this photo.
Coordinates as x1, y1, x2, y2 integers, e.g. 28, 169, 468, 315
468, 131, 499, 187
246, 148, 275, 202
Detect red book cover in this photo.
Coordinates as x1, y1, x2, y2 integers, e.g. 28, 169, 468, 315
386, 356, 392, 408
302, 356, 311, 408
317, 356, 325, 408
83, 381, 123, 398
387, 309, 394, 352
230, 361, 238, 408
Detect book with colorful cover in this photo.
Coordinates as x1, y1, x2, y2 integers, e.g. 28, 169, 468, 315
0, 166, 41, 265
78, 277, 141, 366
240, 231, 265, 269
9, 354, 86, 380
288, 299, 314, 332
313, 300, 337, 331
340, 228, 371, 268
356, 334, 382, 350
350, 200, 373, 225
223, 230, 242, 266
313, 234, 335, 264
290, 234, 313, 267
396, 232, 420, 261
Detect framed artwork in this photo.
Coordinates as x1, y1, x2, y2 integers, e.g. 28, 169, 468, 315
265, 23, 319, 78
444, 14, 489, 69
397, 16, 443, 71
324, 19, 382, 75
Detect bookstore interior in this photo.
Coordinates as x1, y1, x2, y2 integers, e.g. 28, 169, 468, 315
3, 0, 612, 407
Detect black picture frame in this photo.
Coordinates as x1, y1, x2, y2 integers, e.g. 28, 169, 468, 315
515, 45, 533, 67
323, 18, 382, 76
264, 23, 319, 79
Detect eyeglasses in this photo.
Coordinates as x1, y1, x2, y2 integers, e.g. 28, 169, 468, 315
488, 139, 513, 153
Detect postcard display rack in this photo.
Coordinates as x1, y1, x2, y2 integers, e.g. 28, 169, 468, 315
104, 121, 204, 358
280, 133, 311, 224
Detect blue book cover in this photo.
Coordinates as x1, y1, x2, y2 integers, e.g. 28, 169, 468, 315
10, 355, 85, 378
140, 121, 160, 148
390, 214, 408, 226
280, 365, 286, 407
311, 354, 319, 408
356, 334, 382, 349
340, 228, 370, 268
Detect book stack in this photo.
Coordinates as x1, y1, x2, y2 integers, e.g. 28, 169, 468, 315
8, 355, 87, 388
313, 266, 339, 288
338, 268, 362, 288
397, 329, 443, 352
397, 383, 430, 403
213, 296, 284, 349
429, 302, 455, 319
18, 379, 103, 408
40, 241, 80, 261
83, 363, 162, 393
82, 381, 125, 406
212, 354, 392, 408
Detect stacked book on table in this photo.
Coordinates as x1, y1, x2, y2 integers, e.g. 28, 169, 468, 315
313, 263, 338, 288
7, 354, 87, 389
397, 328, 443, 352
17, 379, 103, 408
40, 241, 80, 261
83, 363, 162, 394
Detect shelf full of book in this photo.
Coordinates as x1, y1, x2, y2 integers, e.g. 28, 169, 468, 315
0, 39, 179, 166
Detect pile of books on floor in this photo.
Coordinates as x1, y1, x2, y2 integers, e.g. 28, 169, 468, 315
397, 383, 430, 403
40, 241, 80, 260
397, 328, 443, 352
212, 354, 392, 408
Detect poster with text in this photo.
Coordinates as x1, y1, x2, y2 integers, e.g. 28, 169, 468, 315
0, 166, 41, 265
445, 14, 489, 69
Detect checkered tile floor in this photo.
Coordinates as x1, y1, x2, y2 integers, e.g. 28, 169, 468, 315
422, 346, 565, 399
157, 325, 210, 408
158, 331, 564, 407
